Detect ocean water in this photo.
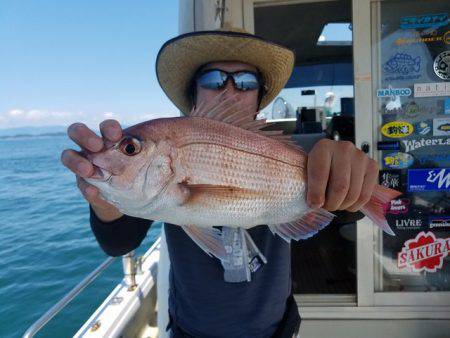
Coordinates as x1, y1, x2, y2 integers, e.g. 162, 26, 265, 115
0, 134, 161, 338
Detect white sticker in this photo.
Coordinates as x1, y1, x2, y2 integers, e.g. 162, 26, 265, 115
414, 82, 450, 97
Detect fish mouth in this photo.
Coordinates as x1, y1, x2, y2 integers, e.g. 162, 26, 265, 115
90, 165, 112, 182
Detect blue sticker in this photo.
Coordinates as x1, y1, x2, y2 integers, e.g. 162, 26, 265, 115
429, 216, 450, 229
408, 168, 450, 191
377, 141, 400, 150
383, 152, 414, 169
384, 53, 421, 81
415, 120, 431, 135
418, 153, 450, 165
445, 98, 450, 115
400, 13, 449, 29
377, 87, 412, 97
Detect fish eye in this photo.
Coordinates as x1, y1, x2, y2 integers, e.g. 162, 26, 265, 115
118, 137, 141, 156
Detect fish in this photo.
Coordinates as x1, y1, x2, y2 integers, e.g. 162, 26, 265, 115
85, 96, 401, 267
383, 53, 421, 75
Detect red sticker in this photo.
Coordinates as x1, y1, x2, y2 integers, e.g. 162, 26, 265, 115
397, 231, 450, 272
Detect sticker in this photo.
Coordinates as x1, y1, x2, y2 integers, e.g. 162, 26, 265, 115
445, 30, 450, 44
394, 218, 423, 229
433, 51, 450, 80
429, 216, 450, 229
405, 101, 420, 117
415, 121, 431, 135
379, 170, 402, 189
382, 102, 440, 117
402, 137, 450, 152
417, 153, 450, 165
397, 231, 449, 273
386, 198, 410, 215
445, 98, 450, 115
400, 13, 449, 29
377, 141, 400, 150
395, 30, 450, 45
381, 121, 414, 138
408, 168, 450, 191
376, 87, 412, 97
383, 152, 414, 169
433, 118, 450, 136
383, 53, 421, 81
414, 82, 450, 97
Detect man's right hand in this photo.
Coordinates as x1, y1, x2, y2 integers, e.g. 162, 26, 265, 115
61, 119, 124, 222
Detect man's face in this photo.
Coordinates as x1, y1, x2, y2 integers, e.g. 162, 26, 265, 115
195, 61, 260, 113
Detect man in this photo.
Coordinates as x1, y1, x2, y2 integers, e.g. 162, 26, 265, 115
61, 28, 378, 337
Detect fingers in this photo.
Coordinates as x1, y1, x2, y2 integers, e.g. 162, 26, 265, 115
100, 119, 123, 142
61, 149, 94, 178
67, 123, 103, 152
308, 140, 380, 212
307, 139, 332, 208
323, 141, 353, 211
338, 150, 367, 210
346, 159, 379, 212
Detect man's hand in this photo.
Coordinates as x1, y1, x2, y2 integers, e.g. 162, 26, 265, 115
61, 119, 124, 222
306, 139, 379, 212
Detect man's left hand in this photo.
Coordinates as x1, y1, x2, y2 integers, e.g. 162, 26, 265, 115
306, 139, 379, 212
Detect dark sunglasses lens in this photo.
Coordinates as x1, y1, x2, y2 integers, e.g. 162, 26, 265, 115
233, 72, 260, 91
197, 70, 226, 89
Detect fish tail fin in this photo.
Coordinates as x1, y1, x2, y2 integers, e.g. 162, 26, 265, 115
361, 185, 402, 236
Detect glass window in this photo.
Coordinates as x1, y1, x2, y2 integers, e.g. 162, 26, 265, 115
255, 0, 356, 294
372, 0, 450, 292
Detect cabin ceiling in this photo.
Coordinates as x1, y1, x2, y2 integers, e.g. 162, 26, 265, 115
254, 0, 352, 66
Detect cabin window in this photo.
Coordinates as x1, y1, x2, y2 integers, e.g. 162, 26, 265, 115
254, 0, 357, 295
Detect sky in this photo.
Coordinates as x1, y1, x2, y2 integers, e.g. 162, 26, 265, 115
0, 0, 179, 129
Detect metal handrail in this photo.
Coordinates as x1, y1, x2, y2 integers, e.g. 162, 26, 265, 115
23, 256, 116, 338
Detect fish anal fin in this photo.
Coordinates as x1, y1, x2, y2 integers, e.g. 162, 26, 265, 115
181, 225, 226, 259
269, 208, 335, 242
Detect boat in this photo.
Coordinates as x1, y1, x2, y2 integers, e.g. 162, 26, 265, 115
24, 1, 450, 337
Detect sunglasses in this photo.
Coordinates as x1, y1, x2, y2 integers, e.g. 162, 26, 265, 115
196, 69, 262, 91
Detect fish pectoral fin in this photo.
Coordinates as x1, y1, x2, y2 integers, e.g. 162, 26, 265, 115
184, 184, 242, 193
181, 225, 226, 260
181, 183, 257, 203
268, 208, 335, 243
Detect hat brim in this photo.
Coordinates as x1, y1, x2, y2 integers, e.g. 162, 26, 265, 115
156, 30, 295, 114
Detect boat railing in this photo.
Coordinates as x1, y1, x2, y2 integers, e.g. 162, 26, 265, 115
22, 249, 143, 338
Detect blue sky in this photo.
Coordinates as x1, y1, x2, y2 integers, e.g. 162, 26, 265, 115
0, 0, 179, 129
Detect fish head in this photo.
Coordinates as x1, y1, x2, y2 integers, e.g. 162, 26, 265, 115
85, 131, 174, 214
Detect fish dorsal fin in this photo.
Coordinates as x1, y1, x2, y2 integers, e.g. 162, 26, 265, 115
189, 92, 305, 153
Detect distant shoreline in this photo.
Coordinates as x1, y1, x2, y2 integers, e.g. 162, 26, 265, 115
0, 132, 66, 140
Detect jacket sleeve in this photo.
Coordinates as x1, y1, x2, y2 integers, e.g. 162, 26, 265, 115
90, 207, 152, 257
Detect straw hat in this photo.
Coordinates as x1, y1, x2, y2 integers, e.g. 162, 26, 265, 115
156, 27, 295, 114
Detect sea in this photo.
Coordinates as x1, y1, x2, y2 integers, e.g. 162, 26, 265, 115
0, 133, 161, 338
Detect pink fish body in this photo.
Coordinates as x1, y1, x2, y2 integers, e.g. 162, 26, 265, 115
86, 100, 400, 261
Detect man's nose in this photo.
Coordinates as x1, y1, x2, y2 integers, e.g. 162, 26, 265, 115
221, 78, 237, 97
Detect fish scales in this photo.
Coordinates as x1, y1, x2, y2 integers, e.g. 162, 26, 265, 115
175, 142, 306, 227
